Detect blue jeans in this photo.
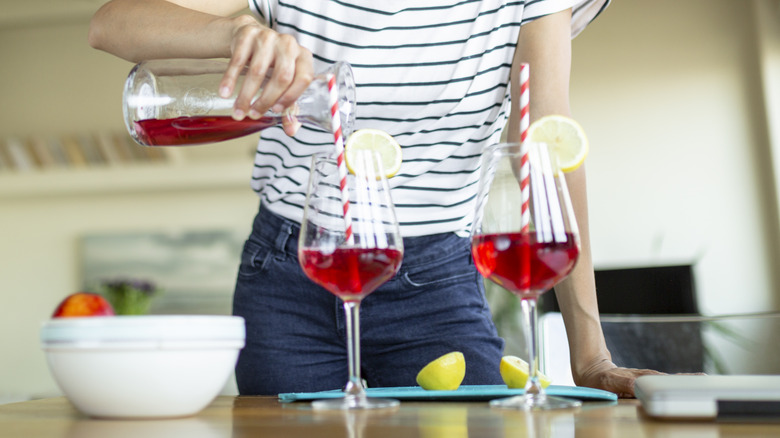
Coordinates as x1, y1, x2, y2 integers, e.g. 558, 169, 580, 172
232, 204, 504, 395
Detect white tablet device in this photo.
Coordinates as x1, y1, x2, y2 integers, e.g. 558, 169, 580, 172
634, 375, 780, 421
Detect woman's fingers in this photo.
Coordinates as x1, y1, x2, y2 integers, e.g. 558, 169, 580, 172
220, 19, 314, 129
249, 34, 313, 119
228, 24, 274, 119
268, 44, 314, 114
219, 18, 262, 100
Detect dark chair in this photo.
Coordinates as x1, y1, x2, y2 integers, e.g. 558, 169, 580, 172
539, 265, 704, 378
541, 313, 705, 383
539, 264, 699, 315
600, 316, 704, 373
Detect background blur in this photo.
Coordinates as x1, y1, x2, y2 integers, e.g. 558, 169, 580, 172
2, 0, 780, 402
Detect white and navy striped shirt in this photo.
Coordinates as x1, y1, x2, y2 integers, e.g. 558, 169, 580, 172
248, 0, 609, 237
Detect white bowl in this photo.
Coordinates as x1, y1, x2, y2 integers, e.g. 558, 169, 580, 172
40, 315, 245, 419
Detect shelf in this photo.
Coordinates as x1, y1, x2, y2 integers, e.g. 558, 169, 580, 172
0, 160, 253, 199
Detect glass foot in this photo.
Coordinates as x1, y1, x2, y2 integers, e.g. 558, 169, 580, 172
312, 394, 399, 410
489, 393, 582, 410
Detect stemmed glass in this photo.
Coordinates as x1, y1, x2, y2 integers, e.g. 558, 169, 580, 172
298, 149, 404, 410
471, 142, 581, 410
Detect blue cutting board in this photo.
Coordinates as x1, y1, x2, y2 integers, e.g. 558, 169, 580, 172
278, 384, 617, 403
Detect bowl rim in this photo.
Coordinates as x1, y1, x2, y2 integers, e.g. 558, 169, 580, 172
40, 315, 246, 346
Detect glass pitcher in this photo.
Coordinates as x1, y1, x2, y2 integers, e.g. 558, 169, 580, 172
123, 59, 356, 146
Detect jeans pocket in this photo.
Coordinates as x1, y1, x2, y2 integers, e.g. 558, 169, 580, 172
401, 249, 477, 289
237, 238, 274, 278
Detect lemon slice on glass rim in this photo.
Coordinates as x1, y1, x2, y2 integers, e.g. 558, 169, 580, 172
344, 129, 402, 178
526, 115, 589, 173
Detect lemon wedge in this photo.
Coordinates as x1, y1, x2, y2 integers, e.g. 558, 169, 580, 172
527, 115, 588, 173
499, 355, 552, 389
416, 352, 466, 391
344, 128, 402, 178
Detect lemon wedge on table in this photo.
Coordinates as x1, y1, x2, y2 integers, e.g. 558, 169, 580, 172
500, 355, 552, 389
416, 351, 466, 391
344, 128, 402, 178
527, 115, 589, 173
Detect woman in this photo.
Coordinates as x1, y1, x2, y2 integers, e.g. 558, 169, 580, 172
89, 0, 659, 397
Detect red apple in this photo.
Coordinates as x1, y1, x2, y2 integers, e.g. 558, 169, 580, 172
52, 292, 115, 318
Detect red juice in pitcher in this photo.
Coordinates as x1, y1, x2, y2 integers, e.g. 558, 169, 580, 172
133, 115, 281, 146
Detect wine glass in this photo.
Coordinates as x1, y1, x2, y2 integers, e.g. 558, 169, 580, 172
298, 149, 404, 410
470, 142, 581, 410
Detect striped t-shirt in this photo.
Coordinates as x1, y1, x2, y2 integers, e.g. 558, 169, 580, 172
247, 0, 609, 237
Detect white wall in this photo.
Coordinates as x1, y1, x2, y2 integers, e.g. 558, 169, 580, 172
571, 0, 780, 314
1, 0, 779, 401
0, 15, 259, 401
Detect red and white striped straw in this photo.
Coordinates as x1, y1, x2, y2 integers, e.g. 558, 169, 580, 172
519, 63, 531, 233
328, 74, 354, 244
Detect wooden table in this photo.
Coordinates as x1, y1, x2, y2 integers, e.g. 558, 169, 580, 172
2, 396, 779, 437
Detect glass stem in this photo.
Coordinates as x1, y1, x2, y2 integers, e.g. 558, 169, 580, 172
520, 297, 544, 396
343, 300, 365, 398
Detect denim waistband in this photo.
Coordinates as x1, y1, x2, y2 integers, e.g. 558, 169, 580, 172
251, 204, 471, 268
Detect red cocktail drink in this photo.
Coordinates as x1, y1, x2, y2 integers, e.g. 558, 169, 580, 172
471, 232, 579, 298
299, 247, 403, 302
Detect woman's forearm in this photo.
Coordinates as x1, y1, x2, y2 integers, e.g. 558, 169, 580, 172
509, 8, 614, 385
552, 166, 614, 383
88, 0, 251, 62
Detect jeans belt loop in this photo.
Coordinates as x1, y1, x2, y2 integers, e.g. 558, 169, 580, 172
274, 221, 294, 254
